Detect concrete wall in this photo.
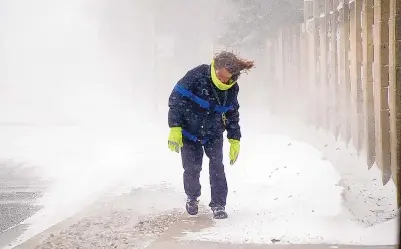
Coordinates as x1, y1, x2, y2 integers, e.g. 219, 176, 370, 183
264, 0, 400, 199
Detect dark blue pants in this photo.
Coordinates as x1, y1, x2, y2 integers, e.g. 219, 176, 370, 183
180, 136, 228, 208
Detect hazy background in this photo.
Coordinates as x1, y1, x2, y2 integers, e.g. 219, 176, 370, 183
0, 1, 397, 248
0, 0, 288, 220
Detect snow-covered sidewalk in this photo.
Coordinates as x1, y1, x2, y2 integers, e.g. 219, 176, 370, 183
3, 126, 397, 248
9, 186, 184, 249
9, 185, 397, 249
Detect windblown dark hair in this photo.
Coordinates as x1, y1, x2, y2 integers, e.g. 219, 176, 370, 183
213, 51, 255, 82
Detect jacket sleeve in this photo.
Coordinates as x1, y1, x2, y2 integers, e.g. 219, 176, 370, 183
168, 66, 202, 128
225, 86, 241, 141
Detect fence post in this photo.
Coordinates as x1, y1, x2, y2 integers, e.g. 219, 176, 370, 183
312, 0, 321, 129
265, 38, 274, 112
273, 35, 278, 111
339, 0, 352, 144
326, 0, 333, 136
283, 27, 292, 117
389, 0, 401, 199
373, 0, 391, 184
291, 25, 302, 121
271, 31, 282, 115
304, 0, 317, 125
299, 23, 309, 122
349, 0, 364, 153
362, 0, 376, 168
281, 28, 290, 116
319, 0, 330, 132
330, 0, 341, 139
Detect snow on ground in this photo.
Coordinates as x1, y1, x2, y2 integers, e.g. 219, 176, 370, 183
4, 185, 186, 249
116, 111, 396, 246
360, 217, 399, 245
1, 110, 398, 247
257, 112, 398, 227
0, 1, 397, 247
179, 131, 397, 245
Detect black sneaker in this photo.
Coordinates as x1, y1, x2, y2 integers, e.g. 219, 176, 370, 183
186, 198, 199, 215
211, 206, 228, 219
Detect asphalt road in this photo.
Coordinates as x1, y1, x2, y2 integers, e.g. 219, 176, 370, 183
0, 162, 48, 248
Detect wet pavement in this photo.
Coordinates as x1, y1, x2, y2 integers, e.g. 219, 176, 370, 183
0, 162, 48, 248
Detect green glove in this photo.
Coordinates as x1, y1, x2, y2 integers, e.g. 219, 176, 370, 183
168, 127, 183, 153
229, 139, 240, 165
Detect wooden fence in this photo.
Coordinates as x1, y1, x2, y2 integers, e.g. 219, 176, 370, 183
265, 0, 400, 192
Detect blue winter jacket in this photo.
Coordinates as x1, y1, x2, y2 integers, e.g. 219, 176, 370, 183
168, 64, 241, 142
